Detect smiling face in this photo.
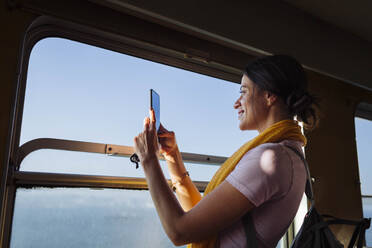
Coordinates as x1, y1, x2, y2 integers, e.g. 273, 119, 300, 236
234, 75, 269, 131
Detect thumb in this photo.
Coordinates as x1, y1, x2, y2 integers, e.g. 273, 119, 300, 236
149, 109, 156, 130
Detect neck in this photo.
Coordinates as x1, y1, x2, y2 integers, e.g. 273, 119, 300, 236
257, 108, 292, 133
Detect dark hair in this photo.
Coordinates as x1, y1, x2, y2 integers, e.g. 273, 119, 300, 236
244, 55, 319, 130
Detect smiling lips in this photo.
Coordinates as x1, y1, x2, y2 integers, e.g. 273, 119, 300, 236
238, 109, 244, 118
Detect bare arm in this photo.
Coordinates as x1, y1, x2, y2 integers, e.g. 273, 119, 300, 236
134, 111, 255, 245
142, 156, 254, 245
158, 125, 202, 211
164, 147, 202, 211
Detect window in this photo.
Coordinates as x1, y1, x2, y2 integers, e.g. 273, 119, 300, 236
355, 115, 372, 247
9, 37, 260, 247
11, 188, 174, 248
19, 38, 253, 175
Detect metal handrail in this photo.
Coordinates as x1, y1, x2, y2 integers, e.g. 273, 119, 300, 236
13, 171, 208, 191
15, 138, 227, 167
12, 138, 224, 191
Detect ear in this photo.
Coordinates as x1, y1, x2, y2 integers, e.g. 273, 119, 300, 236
265, 91, 278, 107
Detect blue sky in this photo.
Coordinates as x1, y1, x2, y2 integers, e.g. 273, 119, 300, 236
20, 38, 372, 193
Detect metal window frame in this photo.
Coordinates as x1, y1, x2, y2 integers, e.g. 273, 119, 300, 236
0, 14, 293, 248
355, 107, 372, 228
356, 102, 372, 121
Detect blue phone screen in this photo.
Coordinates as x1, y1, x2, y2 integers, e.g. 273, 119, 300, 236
151, 89, 160, 131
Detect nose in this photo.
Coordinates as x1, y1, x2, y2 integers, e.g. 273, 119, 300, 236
234, 96, 241, 109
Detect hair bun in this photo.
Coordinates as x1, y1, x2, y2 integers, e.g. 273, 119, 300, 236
287, 92, 313, 115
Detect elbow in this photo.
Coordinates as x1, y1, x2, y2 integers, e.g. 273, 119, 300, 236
167, 222, 190, 246
164, 212, 194, 246
169, 229, 187, 246
172, 237, 189, 247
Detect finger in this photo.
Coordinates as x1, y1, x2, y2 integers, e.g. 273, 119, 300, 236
158, 124, 174, 135
149, 109, 156, 130
143, 116, 150, 125
143, 117, 150, 131
158, 123, 168, 134
133, 136, 139, 149
149, 109, 156, 122
157, 132, 174, 138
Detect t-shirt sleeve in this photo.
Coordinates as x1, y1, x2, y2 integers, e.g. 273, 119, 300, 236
225, 143, 291, 207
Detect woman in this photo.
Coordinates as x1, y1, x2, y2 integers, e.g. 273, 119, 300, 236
133, 55, 318, 248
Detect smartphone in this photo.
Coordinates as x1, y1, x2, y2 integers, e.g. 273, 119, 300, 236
150, 89, 160, 131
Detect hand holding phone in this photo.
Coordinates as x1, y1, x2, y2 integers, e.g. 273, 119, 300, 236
130, 89, 161, 169
158, 124, 178, 157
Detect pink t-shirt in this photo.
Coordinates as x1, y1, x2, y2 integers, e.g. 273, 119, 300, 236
219, 140, 306, 248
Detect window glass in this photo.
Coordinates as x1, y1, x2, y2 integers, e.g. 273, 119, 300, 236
15, 37, 293, 247
10, 187, 286, 248
10, 188, 182, 248
21, 37, 256, 160
355, 116, 372, 246
14, 37, 260, 246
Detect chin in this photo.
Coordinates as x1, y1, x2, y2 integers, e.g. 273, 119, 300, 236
239, 123, 249, 131
239, 122, 255, 131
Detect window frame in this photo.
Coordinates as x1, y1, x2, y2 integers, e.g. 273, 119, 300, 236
355, 101, 372, 200
1, 15, 293, 248
354, 102, 372, 247
355, 102, 372, 197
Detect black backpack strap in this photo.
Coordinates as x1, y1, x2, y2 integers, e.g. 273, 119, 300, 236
319, 217, 371, 248
283, 145, 314, 206
347, 217, 371, 248
307, 218, 364, 232
242, 213, 258, 248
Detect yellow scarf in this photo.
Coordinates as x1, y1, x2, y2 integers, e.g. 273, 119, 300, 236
188, 120, 306, 248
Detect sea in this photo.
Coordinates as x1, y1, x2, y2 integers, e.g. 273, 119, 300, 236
8, 188, 372, 248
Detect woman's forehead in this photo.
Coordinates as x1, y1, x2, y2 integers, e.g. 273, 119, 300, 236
241, 75, 254, 88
